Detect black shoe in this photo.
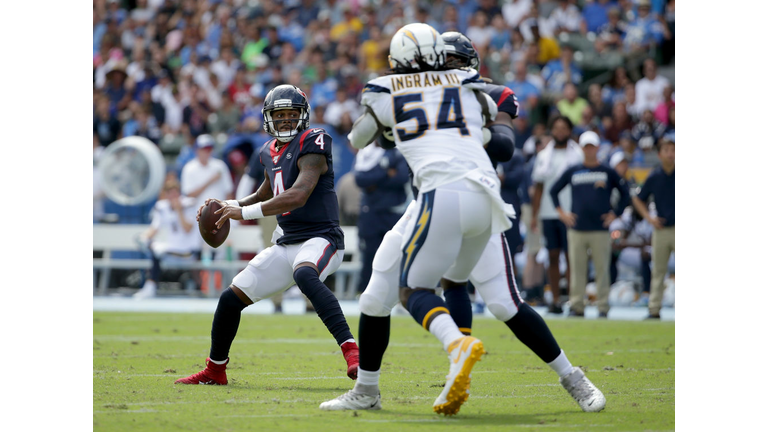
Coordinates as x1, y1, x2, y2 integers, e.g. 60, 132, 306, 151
598, 311, 608, 318
548, 303, 563, 314
568, 310, 584, 318
645, 313, 661, 320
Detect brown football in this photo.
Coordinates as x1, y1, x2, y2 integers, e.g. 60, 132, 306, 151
198, 200, 230, 248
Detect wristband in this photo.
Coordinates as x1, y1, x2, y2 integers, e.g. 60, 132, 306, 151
241, 202, 264, 220
225, 199, 239, 207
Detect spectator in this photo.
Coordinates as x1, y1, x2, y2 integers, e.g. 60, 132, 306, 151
506, 61, 541, 113
502, 0, 532, 29
542, 45, 583, 94
588, 83, 612, 119
531, 116, 584, 314
133, 178, 201, 299
602, 66, 630, 106
325, 89, 361, 133
227, 67, 252, 109
635, 58, 670, 112
624, 82, 642, 120
521, 17, 561, 66
94, 96, 122, 147
211, 47, 241, 90
596, 7, 627, 51
466, 11, 494, 49
520, 135, 548, 302
663, 105, 675, 136
581, 0, 618, 35
604, 101, 633, 144
631, 135, 675, 319
488, 13, 512, 50
209, 92, 241, 135
619, 130, 645, 167
180, 134, 234, 211
549, 0, 582, 35
183, 84, 212, 138
623, 0, 665, 54
557, 83, 589, 126
631, 108, 666, 153
330, 6, 364, 42
358, 26, 388, 74
654, 85, 675, 126
550, 131, 629, 317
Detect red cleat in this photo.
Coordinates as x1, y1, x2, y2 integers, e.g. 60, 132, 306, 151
174, 358, 228, 385
341, 341, 359, 380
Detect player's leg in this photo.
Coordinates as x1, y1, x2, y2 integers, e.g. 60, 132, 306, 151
401, 185, 492, 415
175, 245, 294, 384
470, 233, 605, 412
542, 220, 564, 313
290, 238, 358, 379
321, 204, 415, 411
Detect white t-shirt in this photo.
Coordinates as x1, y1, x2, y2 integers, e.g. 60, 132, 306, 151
180, 157, 234, 210
150, 197, 201, 254
532, 142, 584, 219
634, 75, 670, 113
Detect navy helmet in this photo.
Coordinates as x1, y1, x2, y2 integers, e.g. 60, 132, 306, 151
441, 31, 480, 70
262, 84, 311, 142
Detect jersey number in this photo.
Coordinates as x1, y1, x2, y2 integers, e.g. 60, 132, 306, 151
315, 134, 325, 150
272, 171, 290, 216
393, 88, 469, 142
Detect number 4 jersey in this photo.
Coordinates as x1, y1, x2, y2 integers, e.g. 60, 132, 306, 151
361, 68, 495, 193
258, 128, 344, 250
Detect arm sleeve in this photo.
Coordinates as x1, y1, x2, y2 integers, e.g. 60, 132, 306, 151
549, 167, 572, 209
485, 123, 515, 163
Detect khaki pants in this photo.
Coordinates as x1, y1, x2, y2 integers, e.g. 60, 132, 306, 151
649, 227, 675, 315
567, 230, 612, 314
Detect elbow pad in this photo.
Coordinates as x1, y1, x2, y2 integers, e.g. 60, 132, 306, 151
485, 123, 515, 163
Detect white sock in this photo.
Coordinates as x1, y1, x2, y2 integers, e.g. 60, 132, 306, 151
547, 350, 575, 378
340, 338, 356, 346
356, 368, 380, 386
209, 358, 227, 365
428, 314, 465, 351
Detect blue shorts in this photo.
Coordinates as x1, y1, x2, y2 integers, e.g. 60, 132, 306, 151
542, 219, 568, 251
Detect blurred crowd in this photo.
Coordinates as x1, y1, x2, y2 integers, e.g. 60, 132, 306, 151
94, 0, 675, 311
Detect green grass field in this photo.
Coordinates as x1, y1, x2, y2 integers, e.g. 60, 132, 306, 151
94, 312, 674, 431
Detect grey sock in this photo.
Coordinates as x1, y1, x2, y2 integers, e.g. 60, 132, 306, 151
353, 382, 379, 396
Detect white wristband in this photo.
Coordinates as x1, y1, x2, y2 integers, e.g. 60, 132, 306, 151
225, 199, 239, 207
241, 202, 264, 220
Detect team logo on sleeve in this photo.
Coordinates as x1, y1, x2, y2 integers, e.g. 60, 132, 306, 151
273, 155, 280, 164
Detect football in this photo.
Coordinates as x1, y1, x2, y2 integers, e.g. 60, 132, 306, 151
198, 200, 230, 248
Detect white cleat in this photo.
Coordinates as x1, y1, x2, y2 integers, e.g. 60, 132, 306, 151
433, 336, 486, 416
319, 390, 382, 411
560, 367, 606, 412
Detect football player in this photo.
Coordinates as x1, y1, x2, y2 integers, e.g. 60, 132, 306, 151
320, 31, 605, 414
323, 23, 514, 416
174, 85, 360, 385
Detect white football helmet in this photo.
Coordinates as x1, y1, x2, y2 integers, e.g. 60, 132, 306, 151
388, 23, 446, 72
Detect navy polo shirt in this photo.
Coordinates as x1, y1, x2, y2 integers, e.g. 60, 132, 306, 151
636, 167, 675, 227
550, 163, 630, 231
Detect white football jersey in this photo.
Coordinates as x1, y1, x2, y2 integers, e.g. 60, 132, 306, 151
361, 68, 494, 192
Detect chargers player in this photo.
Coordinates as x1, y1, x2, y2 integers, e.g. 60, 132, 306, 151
323, 23, 514, 416
320, 31, 605, 414
174, 84, 360, 385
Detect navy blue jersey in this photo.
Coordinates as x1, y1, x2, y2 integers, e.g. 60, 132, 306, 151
485, 83, 520, 119
549, 163, 630, 231
259, 128, 344, 249
636, 167, 675, 227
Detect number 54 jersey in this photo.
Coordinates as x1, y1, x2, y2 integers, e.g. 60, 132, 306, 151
361, 68, 494, 193
258, 128, 344, 250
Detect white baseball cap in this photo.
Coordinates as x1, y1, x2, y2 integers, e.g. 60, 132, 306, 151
579, 131, 600, 147
609, 152, 628, 169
